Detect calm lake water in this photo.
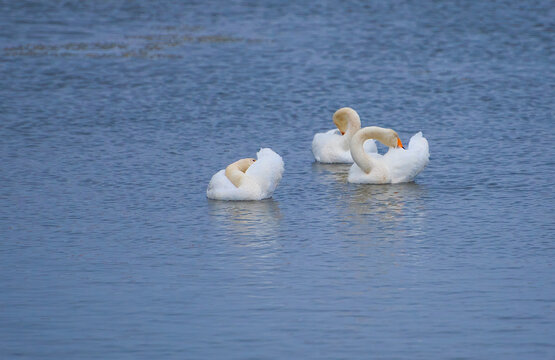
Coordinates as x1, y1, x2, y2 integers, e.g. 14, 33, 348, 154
1, 1, 554, 359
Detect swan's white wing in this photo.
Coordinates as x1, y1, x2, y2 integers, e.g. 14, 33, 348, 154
206, 170, 263, 200
385, 132, 429, 183
312, 129, 376, 163
245, 148, 284, 199
207, 170, 238, 200
312, 129, 352, 163
363, 139, 378, 154
348, 152, 389, 184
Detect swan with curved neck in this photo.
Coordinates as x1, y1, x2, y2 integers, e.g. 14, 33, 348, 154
350, 127, 403, 173
348, 126, 429, 184
225, 158, 256, 188
312, 107, 377, 163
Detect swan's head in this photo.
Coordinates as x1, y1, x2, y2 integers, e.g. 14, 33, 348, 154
333, 107, 360, 136
382, 129, 405, 149
234, 158, 257, 172
225, 158, 256, 188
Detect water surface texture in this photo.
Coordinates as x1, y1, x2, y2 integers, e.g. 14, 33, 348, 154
1, 1, 554, 359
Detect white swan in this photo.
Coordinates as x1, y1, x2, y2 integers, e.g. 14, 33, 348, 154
207, 148, 284, 200
348, 127, 429, 184
312, 107, 377, 163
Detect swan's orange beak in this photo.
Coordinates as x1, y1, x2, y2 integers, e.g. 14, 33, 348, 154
340, 131, 345, 135
397, 138, 405, 149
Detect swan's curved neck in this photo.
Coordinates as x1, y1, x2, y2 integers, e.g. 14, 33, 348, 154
345, 114, 361, 137
340, 113, 361, 150
350, 127, 389, 173
225, 159, 252, 188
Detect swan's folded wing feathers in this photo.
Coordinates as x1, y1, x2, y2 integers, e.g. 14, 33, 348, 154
312, 129, 343, 162
312, 129, 370, 163
207, 169, 265, 200
206, 170, 239, 199
387, 132, 430, 183
363, 139, 378, 154
326, 129, 341, 136
245, 148, 284, 198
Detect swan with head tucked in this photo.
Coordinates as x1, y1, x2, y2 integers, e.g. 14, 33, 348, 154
312, 107, 377, 163
348, 126, 429, 184
207, 148, 284, 200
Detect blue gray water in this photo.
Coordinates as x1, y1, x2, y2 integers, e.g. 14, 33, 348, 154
1, 1, 554, 359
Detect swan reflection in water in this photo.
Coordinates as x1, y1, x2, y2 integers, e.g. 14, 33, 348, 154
311, 162, 350, 184
208, 199, 282, 241
312, 162, 427, 239
345, 183, 428, 240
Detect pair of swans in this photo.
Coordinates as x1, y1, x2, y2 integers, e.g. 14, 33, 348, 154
207, 108, 429, 200
312, 107, 430, 184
